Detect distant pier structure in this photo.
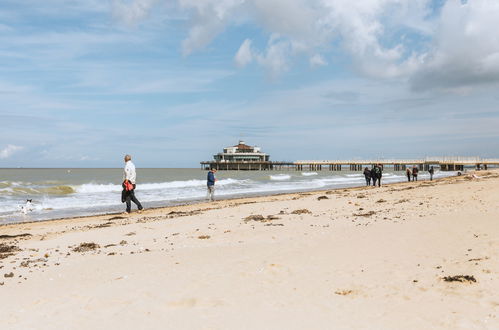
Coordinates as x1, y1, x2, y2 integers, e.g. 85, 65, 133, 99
201, 141, 277, 170
201, 144, 499, 171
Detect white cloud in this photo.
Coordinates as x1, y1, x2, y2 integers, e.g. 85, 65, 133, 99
179, 0, 244, 55
411, 0, 499, 90
310, 54, 327, 68
112, 0, 159, 26
234, 39, 253, 67
113, 0, 432, 77
0, 145, 23, 159
110, 0, 499, 91
254, 36, 291, 77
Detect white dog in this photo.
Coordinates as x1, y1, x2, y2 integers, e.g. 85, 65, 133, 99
19, 199, 34, 215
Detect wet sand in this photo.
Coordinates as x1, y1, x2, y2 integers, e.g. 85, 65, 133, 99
0, 171, 498, 329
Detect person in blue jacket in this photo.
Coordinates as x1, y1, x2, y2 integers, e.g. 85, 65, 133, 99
207, 168, 217, 201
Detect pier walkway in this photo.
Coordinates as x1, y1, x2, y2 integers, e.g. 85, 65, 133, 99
201, 157, 499, 171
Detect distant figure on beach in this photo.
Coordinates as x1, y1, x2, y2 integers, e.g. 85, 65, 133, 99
372, 164, 382, 187
121, 155, 143, 214
19, 199, 33, 215
412, 166, 419, 181
207, 168, 217, 201
363, 167, 371, 186
406, 168, 411, 182
429, 166, 434, 181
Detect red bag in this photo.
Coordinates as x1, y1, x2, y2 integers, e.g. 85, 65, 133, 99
124, 181, 134, 191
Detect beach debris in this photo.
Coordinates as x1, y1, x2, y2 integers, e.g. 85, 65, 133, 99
376, 199, 387, 203
353, 211, 376, 217
443, 275, 476, 283
167, 210, 201, 218
198, 235, 211, 239
317, 196, 329, 201
94, 222, 113, 228
119, 240, 127, 245
244, 215, 265, 222
108, 216, 126, 220
468, 257, 488, 262
125, 232, 136, 236
265, 223, 284, 226
291, 209, 312, 215
20, 258, 47, 267
108, 252, 116, 256
0, 243, 20, 259
4, 272, 14, 278
72, 242, 100, 253
356, 194, 366, 199
335, 289, 353, 296
395, 199, 409, 204
0, 244, 19, 253
0, 233, 32, 240
244, 214, 280, 223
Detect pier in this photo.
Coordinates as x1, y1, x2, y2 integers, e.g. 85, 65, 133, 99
200, 157, 499, 171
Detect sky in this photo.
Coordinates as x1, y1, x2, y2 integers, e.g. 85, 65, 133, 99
1, 0, 499, 168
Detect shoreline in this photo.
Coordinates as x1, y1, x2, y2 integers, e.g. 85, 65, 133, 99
1, 172, 458, 229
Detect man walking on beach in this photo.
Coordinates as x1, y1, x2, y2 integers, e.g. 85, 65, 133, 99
122, 154, 143, 214
372, 164, 382, 187
429, 166, 434, 181
207, 168, 217, 201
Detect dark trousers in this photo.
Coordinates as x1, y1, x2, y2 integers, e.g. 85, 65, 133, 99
413, 175, 418, 181
372, 177, 377, 186
365, 177, 371, 186
121, 183, 143, 213
376, 176, 381, 187
407, 174, 411, 182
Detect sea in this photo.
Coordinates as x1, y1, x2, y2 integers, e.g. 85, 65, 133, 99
0, 168, 457, 224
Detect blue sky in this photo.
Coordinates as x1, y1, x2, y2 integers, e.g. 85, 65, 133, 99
1, 0, 499, 168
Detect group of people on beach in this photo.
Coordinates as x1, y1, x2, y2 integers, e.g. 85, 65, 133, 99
363, 165, 384, 187
363, 164, 435, 188
405, 165, 434, 182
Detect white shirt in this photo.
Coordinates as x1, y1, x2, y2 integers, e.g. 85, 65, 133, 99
123, 160, 137, 184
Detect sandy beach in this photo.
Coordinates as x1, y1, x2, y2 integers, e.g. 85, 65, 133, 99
1, 171, 498, 329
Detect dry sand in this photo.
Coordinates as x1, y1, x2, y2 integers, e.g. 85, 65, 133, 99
0, 171, 498, 329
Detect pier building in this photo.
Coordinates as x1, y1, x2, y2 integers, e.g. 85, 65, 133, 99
202, 141, 273, 170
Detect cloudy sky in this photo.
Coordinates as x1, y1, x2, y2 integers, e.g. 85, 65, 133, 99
1, 0, 499, 167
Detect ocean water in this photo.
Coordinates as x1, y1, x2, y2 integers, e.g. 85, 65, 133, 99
0, 168, 457, 224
